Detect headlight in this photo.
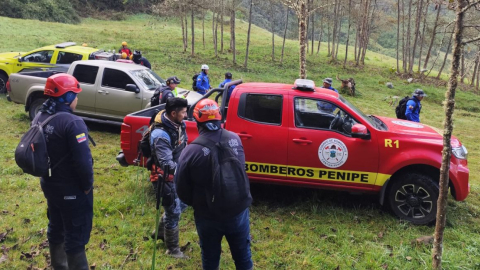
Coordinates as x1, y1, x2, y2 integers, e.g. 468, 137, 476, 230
452, 145, 468, 160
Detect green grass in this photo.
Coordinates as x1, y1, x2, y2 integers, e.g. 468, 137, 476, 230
1, 14, 480, 269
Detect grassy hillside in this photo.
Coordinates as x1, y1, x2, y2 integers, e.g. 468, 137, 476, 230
0, 14, 479, 269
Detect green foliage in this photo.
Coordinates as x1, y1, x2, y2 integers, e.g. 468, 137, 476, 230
0, 0, 81, 24
0, 15, 479, 269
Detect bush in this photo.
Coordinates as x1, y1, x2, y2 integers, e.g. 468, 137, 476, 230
0, 0, 81, 24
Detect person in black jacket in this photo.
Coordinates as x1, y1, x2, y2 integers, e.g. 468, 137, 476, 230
132, 50, 151, 69
149, 97, 189, 258
38, 74, 94, 270
175, 99, 253, 270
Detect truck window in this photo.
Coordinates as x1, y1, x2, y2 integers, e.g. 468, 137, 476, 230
238, 93, 282, 125
294, 97, 357, 135
57, 52, 83, 64
22, 50, 54, 63
102, 68, 136, 89
73, 65, 99, 84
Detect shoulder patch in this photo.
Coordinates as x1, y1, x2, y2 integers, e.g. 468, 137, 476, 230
76, 133, 87, 143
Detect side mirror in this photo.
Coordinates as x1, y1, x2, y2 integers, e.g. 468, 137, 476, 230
18, 57, 23, 62
126, 84, 140, 93
351, 124, 370, 140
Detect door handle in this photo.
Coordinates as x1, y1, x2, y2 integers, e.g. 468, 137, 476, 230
293, 138, 312, 144
237, 133, 252, 139
105, 90, 109, 95
97, 90, 105, 93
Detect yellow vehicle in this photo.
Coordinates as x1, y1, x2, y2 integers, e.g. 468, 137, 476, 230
0, 42, 101, 93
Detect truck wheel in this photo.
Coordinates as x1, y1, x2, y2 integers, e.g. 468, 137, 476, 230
29, 98, 46, 120
0, 73, 7, 94
388, 173, 439, 225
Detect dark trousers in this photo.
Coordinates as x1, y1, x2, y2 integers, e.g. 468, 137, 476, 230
41, 184, 93, 254
195, 208, 253, 270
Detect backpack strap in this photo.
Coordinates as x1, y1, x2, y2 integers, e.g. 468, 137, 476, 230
190, 130, 224, 149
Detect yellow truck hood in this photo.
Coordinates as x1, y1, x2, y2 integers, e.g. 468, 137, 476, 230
0, 51, 24, 61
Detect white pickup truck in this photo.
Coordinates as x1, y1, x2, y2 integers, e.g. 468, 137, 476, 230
7, 60, 201, 122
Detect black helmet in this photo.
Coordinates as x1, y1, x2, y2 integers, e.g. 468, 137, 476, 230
166, 76, 181, 85
133, 50, 142, 59
225, 72, 232, 79
413, 89, 427, 97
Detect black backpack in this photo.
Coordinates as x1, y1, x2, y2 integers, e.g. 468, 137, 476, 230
191, 130, 251, 217
150, 86, 165, 107
15, 112, 69, 177
192, 73, 200, 91
395, 96, 417, 120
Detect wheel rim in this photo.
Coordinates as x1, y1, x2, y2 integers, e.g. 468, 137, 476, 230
0, 78, 5, 92
394, 183, 433, 219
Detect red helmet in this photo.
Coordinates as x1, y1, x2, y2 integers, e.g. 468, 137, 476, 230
193, 99, 221, 122
44, 74, 82, 97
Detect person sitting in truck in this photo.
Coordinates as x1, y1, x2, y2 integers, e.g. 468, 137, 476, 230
317, 78, 338, 113
119, 41, 133, 58
195, 64, 211, 95
405, 89, 426, 123
132, 50, 151, 69
219, 72, 236, 105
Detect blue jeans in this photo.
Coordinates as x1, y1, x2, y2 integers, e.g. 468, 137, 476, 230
195, 208, 253, 270
163, 197, 187, 229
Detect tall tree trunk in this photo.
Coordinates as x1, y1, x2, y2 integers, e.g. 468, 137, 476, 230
185, 15, 188, 49
471, 54, 479, 86
181, 12, 187, 52
317, 15, 323, 54
432, 1, 467, 268
335, 6, 343, 61
417, 0, 429, 73
436, 32, 454, 79
460, 48, 465, 83
396, 0, 400, 72
221, 0, 224, 53
202, 11, 206, 49
191, 7, 195, 56
361, 0, 375, 65
410, 0, 424, 73
299, 0, 307, 78
344, 0, 352, 69
424, 3, 442, 69
231, 1, 236, 64
331, 0, 338, 60
406, 0, 413, 72
311, 2, 315, 55
244, 0, 254, 68
271, 2, 275, 61
402, 0, 407, 72
281, 7, 289, 64
214, 12, 219, 57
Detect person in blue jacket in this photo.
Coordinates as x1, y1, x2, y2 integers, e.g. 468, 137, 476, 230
38, 74, 94, 270
317, 78, 338, 113
405, 89, 426, 122
219, 72, 236, 104
196, 64, 211, 95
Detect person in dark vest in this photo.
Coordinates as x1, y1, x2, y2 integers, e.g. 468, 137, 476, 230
38, 74, 94, 270
175, 99, 253, 270
149, 97, 189, 258
150, 76, 183, 107
132, 50, 151, 69
218, 72, 236, 104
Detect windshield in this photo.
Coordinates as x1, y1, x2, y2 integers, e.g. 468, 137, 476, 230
339, 96, 377, 127
131, 69, 165, 90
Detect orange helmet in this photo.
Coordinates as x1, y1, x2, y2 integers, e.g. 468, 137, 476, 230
193, 99, 221, 122
121, 52, 128, 59
122, 41, 128, 46
44, 74, 82, 97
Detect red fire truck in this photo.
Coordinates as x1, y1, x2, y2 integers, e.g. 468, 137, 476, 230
116, 79, 469, 225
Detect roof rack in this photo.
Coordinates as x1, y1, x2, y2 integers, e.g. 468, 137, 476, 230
55, 42, 77, 48
293, 79, 315, 91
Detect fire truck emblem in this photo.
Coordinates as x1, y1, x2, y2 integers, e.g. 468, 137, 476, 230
318, 138, 348, 168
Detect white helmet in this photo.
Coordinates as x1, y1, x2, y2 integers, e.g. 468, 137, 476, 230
201, 64, 209, 70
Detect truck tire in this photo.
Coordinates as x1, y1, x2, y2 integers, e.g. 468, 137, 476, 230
29, 98, 47, 120
388, 173, 439, 225
0, 73, 7, 94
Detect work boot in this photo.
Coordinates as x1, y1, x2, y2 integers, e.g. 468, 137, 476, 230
151, 217, 165, 241
164, 226, 187, 259
66, 249, 89, 270
49, 242, 68, 270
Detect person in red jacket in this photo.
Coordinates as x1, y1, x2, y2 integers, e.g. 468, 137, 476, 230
119, 41, 133, 59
